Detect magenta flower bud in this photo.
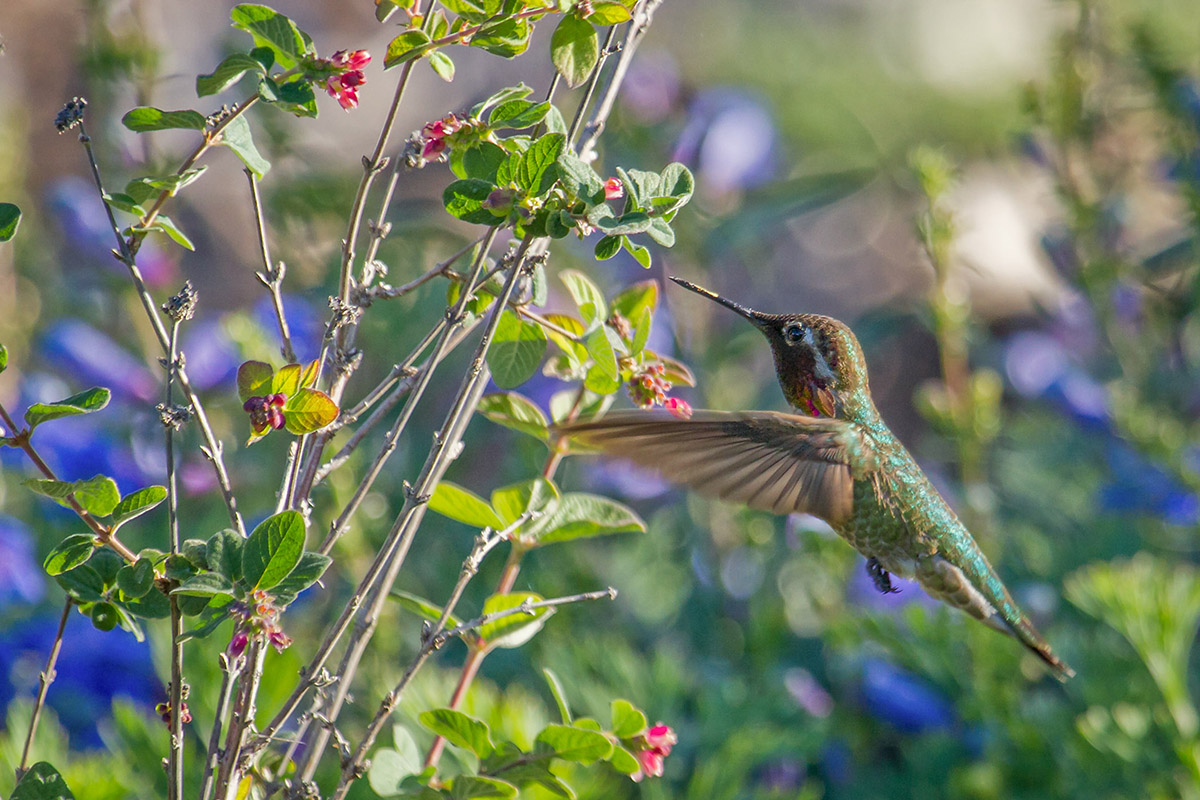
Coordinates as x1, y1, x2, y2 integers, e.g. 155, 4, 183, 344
604, 177, 624, 200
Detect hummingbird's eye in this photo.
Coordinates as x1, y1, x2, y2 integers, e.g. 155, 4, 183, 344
784, 324, 805, 344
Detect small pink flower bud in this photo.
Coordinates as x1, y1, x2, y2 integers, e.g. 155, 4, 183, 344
664, 397, 692, 420
604, 177, 624, 200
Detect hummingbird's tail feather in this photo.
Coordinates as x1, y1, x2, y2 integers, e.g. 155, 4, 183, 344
918, 555, 1076, 681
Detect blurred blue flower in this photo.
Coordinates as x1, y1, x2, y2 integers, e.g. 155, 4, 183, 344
181, 318, 239, 391
40, 320, 157, 403
1172, 78, 1200, 131
755, 757, 805, 793
254, 295, 323, 363
674, 88, 781, 195
1110, 282, 1143, 329
1040, 227, 1079, 278
1099, 441, 1200, 526
46, 177, 173, 287
0, 610, 158, 748
1003, 331, 1108, 428
859, 658, 955, 734
820, 740, 853, 786
0, 516, 46, 606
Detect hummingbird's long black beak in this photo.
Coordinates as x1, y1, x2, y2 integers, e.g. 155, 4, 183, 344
669, 276, 771, 329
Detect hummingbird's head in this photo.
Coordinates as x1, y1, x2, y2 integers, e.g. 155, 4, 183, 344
670, 277, 870, 418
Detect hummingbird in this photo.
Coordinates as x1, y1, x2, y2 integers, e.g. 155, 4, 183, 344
557, 277, 1074, 680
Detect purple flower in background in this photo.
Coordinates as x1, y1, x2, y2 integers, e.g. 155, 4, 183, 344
846, 557, 936, 613
0, 516, 46, 606
46, 177, 173, 286
1003, 331, 1108, 428
0, 611, 158, 748
180, 319, 240, 390
1110, 282, 1143, 329
253, 294, 323, 363
621, 52, 682, 124
40, 320, 157, 403
820, 740, 853, 786
784, 667, 834, 718
756, 757, 805, 793
674, 88, 781, 195
859, 658, 955, 734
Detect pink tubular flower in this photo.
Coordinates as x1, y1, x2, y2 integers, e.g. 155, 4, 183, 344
604, 177, 624, 199
664, 396, 693, 420
324, 49, 370, 111
631, 723, 677, 782
421, 114, 465, 159
244, 393, 286, 433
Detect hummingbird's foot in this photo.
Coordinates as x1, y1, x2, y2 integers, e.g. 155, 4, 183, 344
866, 557, 900, 594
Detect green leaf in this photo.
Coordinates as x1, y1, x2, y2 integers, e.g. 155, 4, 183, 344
241, 510, 306, 590
583, 329, 619, 394
43, 534, 97, 576
418, 709, 494, 758
116, 558, 156, 599
173, 572, 234, 597
608, 745, 641, 774
197, 52, 266, 96
617, 167, 661, 206
428, 50, 456, 82
428, 482, 504, 529
624, 237, 651, 269
535, 724, 613, 764
24, 387, 110, 429
556, 151, 604, 205
471, 16, 532, 58
389, 589, 461, 628
645, 216, 675, 247
283, 388, 338, 434
444, 179, 503, 226
142, 214, 194, 251
477, 591, 553, 650
230, 4, 309, 68
526, 492, 645, 546
516, 133, 566, 196
489, 99, 551, 130
368, 726, 423, 797
612, 280, 659, 322
462, 144, 509, 183
272, 550, 332, 605
10, 761, 76, 800
56, 565, 104, 603
219, 114, 270, 178
121, 107, 207, 132
588, 2, 632, 24
206, 529, 243, 582
257, 76, 318, 118
25, 475, 121, 516
384, 29, 433, 68
594, 235, 621, 260
488, 311, 547, 389
593, 210, 652, 236
449, 776, 517, 800
477, 392, 550, 440
270, 361, 316, 395
0, 343, 7, 373
237, 361, 273, 402
177, 595, 234, 640
630, 307, 652, 355
122, 582, 173, 619
129, 167, 208, 197
490, 478, 558, 528
610, 699, 647, 738
471, 84, 533, 118
543, 668, 573, 724
111, 486, 167, 529
550, 15, 599, 88
559, 270, 607, 325
0, 202, 21, 242
658, 161, 695, 203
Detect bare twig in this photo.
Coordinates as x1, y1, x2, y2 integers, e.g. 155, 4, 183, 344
246, 169, 297, 363
214, 640, 267, 800
198, 660, 240, 800
164, 313, 186, 800
15, 597, 72, 781
72, 117, 247, 537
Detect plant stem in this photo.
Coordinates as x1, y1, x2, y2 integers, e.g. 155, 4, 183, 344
246, 168, 297, 363
15, 597, 72, 781
198, 662, 240, 800
214, 640, 266, 800
165, 317, 186, 800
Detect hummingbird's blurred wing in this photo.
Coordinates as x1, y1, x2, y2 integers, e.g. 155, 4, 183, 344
556, 410, 877, 526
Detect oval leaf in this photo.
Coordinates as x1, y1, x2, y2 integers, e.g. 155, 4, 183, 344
535, 724, 613, 764
283, 388, 338, 434
0, 203, 21, 242
241, 510, 306, 590
488, 311, 548, 389
389, 589, 461, 628
271, 550, 332, 605
428, 482, 505, 529
477, 392, 550, 440
111, 486, 168, 528
121, 107, 207, 132
173, 572, 235, 597
610, 698, 647, 738
24, 387, 110, 429
524, 492, 645, 546
550, 15, 599, 88
477, 591, 554, 650
11, 761, 77, 800
43, 534, 97, 576
418, 709, 494, 758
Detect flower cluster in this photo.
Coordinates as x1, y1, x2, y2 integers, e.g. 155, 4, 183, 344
631, 723, 677, 781
243, 393, 286, 433
155, 700, 192, 727
227, 589, 292, 659
626, 361, 692, 419
421, 114, 468, 160
324, 49, 370, 110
